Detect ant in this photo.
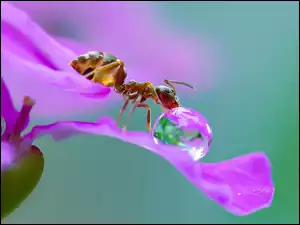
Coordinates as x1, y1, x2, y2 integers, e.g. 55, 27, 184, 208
69, 51, 194, 132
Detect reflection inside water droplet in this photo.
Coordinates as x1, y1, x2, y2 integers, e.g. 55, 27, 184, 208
152, 107, 213, 161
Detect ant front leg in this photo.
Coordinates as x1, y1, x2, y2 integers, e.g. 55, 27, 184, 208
136, 103, 152, 133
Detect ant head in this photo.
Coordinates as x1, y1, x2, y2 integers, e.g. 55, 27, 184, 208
155, 86, 180, 109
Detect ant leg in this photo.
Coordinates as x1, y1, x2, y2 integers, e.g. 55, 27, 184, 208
136, 103, 152, 132
123, 95, 142, 131
117, 98, 130, 127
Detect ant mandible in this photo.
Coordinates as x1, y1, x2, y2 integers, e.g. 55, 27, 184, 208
69, 51, 194, 132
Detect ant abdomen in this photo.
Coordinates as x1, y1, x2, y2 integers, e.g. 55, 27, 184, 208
69, 51, 127, 90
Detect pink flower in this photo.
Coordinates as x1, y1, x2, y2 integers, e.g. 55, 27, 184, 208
1, 78, 44, 219
1, 79, 32, 171
1, 2, 274, 217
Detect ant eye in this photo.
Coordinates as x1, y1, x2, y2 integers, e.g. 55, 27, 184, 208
168, 89, 175, 94
83, 67, 94, 75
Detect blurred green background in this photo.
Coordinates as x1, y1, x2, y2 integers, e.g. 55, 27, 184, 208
3, 2, 299, 224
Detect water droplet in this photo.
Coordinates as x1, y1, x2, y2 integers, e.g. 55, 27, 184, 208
152, 107, 213, 161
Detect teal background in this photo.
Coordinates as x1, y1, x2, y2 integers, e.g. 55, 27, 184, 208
3, 2, 299, 224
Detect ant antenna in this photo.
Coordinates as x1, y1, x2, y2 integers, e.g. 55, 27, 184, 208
164, 80, 195, 94
166, 80, 194, 89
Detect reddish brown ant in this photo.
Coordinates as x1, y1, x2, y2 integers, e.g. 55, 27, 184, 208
69, 51, 194, 132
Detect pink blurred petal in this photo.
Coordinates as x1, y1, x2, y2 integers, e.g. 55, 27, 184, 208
54, 36, 90, 56
23, 116, 274, 215
1, 23, 38, 65
1, 2, 75, 71
11, 2, 216, 89
1, 49, 110, 119
1, 2, 112, 119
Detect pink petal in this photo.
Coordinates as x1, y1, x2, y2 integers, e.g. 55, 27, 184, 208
1, 2, 75, 71
1, 78, 29, 136
54, 36, 90, 56
11, 2, 216, 89
1, 78, 19, 134
1, 50, 110, 119
200, 153, 274, 215
23, 116, 274, 215
1, 2, 111, 119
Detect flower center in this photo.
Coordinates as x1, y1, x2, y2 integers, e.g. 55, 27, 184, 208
1, 96, 36, 170
12, 96, 35, 139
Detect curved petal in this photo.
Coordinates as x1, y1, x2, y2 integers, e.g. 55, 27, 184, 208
1, 2, 76, 71
199, 153, 274, 215
11, 2, 216, 89
23, 116, 274, 215
1, 50, 111, 119
1, 79, 29, 136
1, 2, 113, 119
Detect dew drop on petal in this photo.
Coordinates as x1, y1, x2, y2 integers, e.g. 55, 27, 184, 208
152, 107, 213, 161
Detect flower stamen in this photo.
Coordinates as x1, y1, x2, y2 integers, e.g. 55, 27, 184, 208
12, 96, 35, 140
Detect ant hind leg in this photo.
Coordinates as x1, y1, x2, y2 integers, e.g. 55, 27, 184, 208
117, 98, 130, 127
